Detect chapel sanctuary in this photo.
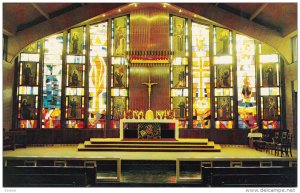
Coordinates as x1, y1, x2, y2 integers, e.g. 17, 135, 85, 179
2, 2, 298, 187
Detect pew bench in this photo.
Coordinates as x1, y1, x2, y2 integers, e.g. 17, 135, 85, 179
3, 166, 96, 187
202, 166, 297, 187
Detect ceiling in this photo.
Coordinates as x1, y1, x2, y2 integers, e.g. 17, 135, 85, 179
214, 3, 297, 36
3, 3, 297, 37
3, 3, 84, 35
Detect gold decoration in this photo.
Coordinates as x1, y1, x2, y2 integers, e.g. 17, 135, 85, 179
145, 110, 154, 120
142, 76, 158, 109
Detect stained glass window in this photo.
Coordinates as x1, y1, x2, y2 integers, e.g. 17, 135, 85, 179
192, 22, 210, 129
111, 16, 130, 129
236, 34, 257, 129
14, 14, 284, 132
65, 27, 86, 128
259, 43, 281, 129
89, 22, 108, 129
17, 42, 40, 128
42, 34, 63, 128
214, 27, 233, 129
170, 16, 189, 128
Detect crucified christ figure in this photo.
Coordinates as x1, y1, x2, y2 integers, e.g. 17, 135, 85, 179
142, 76, 158, 109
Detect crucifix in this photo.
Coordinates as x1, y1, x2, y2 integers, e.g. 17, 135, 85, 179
142, 76, 158, 109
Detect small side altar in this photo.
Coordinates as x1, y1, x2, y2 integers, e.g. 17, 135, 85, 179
120, 119, 179, 140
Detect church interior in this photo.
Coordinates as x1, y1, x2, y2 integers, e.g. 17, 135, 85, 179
2, 2, 298, 188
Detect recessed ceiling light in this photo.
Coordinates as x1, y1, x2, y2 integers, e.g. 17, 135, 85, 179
179, 9, 182, 13
102, 14, 106, 17
118, 9, 121, 12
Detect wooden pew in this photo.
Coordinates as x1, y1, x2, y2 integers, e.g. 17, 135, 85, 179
3, 166, 96, 187
202, 166, 297, 187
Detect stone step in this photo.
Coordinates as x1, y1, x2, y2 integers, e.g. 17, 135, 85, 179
90, 138, 209, 145
83, 141, 215, 148
77, 143, 221, 152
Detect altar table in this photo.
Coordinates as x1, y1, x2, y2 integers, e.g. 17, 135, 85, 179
120, 119, 179, 140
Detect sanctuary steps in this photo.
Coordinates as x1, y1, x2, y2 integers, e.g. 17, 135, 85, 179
78, 138, 221, 152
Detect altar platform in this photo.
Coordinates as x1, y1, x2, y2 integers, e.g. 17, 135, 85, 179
78, 138, 221, 152
4, 144, 297, 161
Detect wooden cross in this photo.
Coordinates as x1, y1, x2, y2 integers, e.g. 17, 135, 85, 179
142, 76, 158, 109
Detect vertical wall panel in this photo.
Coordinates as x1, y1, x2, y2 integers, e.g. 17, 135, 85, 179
130, 7, 169, 51
129, 66, 170, 111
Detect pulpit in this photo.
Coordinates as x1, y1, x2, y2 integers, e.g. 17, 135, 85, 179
247, 132, 262, 148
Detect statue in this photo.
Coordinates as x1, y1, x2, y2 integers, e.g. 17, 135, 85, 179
71, 70, 79, 86
21, 99, 31, 119
179, 101, 186, 118
142, 76, 158, 120
71, 32, 79, 54
175, 23, 184, 52
24, 64, 32, 85
70, 98, 77, 118
266, 65, 274, 86
242, 75, 252, 107
114, 71, 124, 87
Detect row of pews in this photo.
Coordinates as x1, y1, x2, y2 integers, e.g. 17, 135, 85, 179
3, 166, 97, 187
202, 166, 297, 187
3, 159, 297, 187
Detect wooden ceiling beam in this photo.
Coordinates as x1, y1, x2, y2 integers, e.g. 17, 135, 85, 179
249, 3, 268, 21
3, 28, 14, 36
31, 3, 50, 20
3, 17, 16, 36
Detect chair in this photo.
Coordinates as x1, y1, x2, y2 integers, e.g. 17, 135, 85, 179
265, 132, 280, 154
258, 133, 273, 152
282, 133, 293, 157
275, 132, 288, 157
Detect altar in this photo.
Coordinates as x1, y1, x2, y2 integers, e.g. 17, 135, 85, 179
120, 119, 179, 140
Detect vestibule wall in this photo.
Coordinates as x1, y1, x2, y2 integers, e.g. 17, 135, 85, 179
3, 61, 15, 131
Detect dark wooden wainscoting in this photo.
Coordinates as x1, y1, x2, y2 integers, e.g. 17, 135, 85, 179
26, 129, 106, 144
179, 129, 250, 145
21, 128, 281, 145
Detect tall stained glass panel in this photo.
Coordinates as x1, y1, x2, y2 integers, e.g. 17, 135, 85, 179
17, 42, 40, 128
42, 34, 63, 128
89, 22, 108, 129
236, 34, 257, 129
65, 27, 86, 128
111, 16, 129, 129
259, 43, 281, 129
214, 27, 233, 129
170, 16, 188, 128
192, 22, 210, 129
